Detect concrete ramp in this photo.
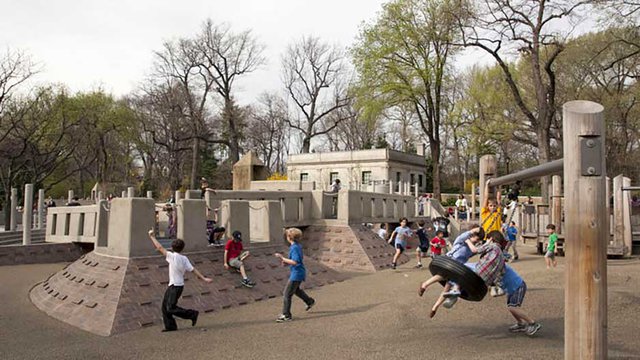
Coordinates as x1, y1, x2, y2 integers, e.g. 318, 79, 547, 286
302, 224, 409, 272
30, 244, 349, 336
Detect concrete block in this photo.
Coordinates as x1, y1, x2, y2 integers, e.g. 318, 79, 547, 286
177, 199, 208, 252
95, 198, 156, 258
219, 200, 250, 241
373, 198, 384, 218
283, 197, 298, 222
249, 201, 283, 243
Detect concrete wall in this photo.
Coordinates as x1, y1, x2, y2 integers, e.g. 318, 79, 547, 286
250, 180, 316, 191
46, 204, 107, 245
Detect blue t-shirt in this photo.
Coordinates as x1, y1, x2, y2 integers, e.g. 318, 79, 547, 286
446, 230, 474, 264
394, 226, 412, 247
501, 265, 524, 295
288, 242, 306, 282
506, 226, 517, 241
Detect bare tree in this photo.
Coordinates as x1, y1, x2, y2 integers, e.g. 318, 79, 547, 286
196, 19, 266, 163
325, 98, 378, 151
458, 0, 591, 199
245, 92, 290, 173
282, 36, 351, 153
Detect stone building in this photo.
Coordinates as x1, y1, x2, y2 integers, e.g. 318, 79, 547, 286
286, 148, 427, 192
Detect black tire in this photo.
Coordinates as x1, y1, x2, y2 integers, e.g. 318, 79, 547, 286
428, 256, 488, 302
537, 242, 544, 255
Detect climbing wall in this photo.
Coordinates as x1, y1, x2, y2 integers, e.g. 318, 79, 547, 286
302, 224, 409, 273
30, 244, 349, 336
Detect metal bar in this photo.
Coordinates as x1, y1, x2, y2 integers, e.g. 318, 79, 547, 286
621, 186, 640, 191
488, 159, 564, 187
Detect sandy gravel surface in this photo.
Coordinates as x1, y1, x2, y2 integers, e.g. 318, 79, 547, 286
1, 243, 639, 360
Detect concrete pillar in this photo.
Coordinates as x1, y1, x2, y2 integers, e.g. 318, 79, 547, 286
127, 187, 135, 198
623, 177, 632, 256
389, 180, 394, 194
249, 200, 283, 243
146, 191, 153, 199
185, 190, 200, 199
219, 200, 250, 240
97, 191, 104, 202
68, 190, 74, 204
563, 100, 607, 359
23, 184, 33, 245
37, 189, 45, 229
121, 190, 127, 198
175, 190, 183, 203
414, 183, 418, 197
479, 155, 497, 208
177, 199, 208, 252
10, 187, 18, 231
94, 198, 156, 257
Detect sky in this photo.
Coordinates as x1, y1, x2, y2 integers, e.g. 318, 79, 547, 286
0, 0, 393, 105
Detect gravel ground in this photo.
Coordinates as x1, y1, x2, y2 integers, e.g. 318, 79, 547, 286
1, 243, 639, 360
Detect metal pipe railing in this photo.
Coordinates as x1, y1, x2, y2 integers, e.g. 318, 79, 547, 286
488, 159, 564, 187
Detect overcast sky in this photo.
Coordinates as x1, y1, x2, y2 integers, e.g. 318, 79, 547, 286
0, 0, 394, 104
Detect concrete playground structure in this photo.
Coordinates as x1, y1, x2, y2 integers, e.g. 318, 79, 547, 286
29, 186, 450, 336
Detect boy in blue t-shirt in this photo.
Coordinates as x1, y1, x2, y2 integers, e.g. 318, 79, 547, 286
274, 227, 315, 322
504, 221, 519, 260
500, 264, 541, 336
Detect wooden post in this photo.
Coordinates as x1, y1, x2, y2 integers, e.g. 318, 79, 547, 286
471, 183, 476, 221
563, 100, 607, 359
551, 175, 562, 234
479, 155, 497, 208
605, 177, 611, 242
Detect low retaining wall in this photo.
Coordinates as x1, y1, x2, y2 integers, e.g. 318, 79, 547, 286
0, 242, 90, 266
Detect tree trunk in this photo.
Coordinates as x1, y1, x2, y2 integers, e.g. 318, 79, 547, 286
430, 140, 441, 201
3, 191, 10, 231
225, 99, 241, 164
537, 127, 551, 202
301, 137, 311, 154
190, 137, 200, 189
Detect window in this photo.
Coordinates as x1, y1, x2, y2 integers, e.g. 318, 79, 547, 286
300, 173, 309, 181
418, 174, 423, 188
362, 171, 372, 185
410, 174, 415, 185
396, 172, 401, 182
330, 172, 339, 184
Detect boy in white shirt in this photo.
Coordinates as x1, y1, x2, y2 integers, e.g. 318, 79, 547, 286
148, 229, 213, 332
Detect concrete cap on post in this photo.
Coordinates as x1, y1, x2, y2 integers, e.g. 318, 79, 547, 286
68, 190, 74, 204
146, 191, 153, 199
562, 100, 607, 360
121, 190, 127, 198
95, 198, 157, 258
127, 187, 135, 198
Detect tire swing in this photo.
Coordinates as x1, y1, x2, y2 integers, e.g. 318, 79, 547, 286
428, 256, 487, 301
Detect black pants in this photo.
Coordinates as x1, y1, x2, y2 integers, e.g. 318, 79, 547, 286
282, 280, 314, 317
162, 285, 197, 330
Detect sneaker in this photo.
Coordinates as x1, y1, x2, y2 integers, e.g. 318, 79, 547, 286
241, 279, 255, 288
490, 286, 505, 297
305, 299, 315, 311
526, 322, 542, 336
508, 323, 527, 333
418, 286, 426, 297
207, 243, 216, 247
191, 311, 199, 327
442, 296, 458, 309
443, 289, 461, 298
391, 263, 396, 270
276, 314, 292, 323
415, 263, 423, 268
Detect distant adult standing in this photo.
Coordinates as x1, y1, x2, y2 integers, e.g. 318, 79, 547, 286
455, 194, 468, 220
330, 179, 341, 193
200, 178, 216, 199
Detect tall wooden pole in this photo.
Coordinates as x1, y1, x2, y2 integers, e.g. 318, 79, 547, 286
479, 155, 497, 207
471, 183, 476, 221
551, 175, 562, 234
563, 100, 607, 359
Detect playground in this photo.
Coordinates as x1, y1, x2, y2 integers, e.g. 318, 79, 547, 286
1, 244, 639, 359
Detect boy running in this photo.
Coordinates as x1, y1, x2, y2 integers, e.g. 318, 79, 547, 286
545, 224, 558, 269
501, 264, 542, 336
415, 220, 430, 268
148, 229, 212, 332
504, 221, 519, 260
388, 217, 412, 269
430, 230, 447, 257
275, 228, 315, 322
